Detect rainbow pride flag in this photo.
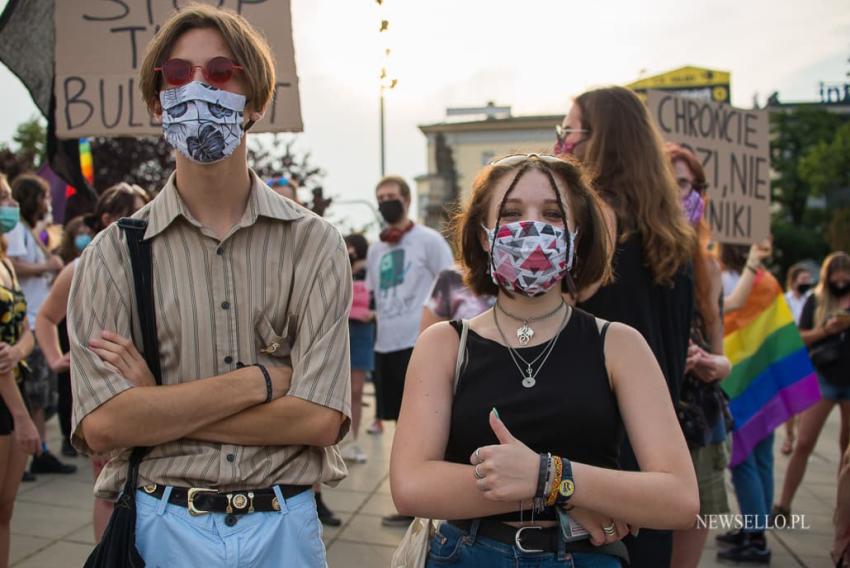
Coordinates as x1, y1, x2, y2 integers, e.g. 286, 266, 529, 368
721, 269, 821, 467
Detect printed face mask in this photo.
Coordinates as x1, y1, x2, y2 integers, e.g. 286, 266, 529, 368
0, 206, 19, 234
160, 81, 246, 164
682, 189, 705, 226
483, 220, 577, 297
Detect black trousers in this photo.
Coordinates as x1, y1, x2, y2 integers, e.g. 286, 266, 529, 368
374, 348, 413, 421
57, 320, 72, 442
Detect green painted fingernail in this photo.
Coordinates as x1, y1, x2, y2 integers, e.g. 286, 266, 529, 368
491, 407, 499, 418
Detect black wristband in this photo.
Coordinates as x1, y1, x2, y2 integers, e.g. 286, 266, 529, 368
555, 457, 575, 508
255, 363, 273, 403
535, 453, 549, 501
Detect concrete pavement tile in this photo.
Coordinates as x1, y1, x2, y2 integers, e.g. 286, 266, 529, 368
10, 501, 91, 540
325, 541, 395, 568
322, 489, 372, 514
335, 512, 408, 547
333, 466, 389, 493
376, 478, 392, 495
321, 512, 351, 545
16, 478, 96, 511
797, 554, 838, 567
360, 493, 399, 517
9, 534, 51, 566
774, 529, 836, 558
14, 541, 93, 568
61, 523, 96, 545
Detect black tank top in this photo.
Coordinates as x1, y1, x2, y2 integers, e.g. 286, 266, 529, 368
444, 308, 623, 522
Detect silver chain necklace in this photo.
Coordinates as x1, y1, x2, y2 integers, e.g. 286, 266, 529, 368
496, 300, 565, 346
493, 306, 570, 388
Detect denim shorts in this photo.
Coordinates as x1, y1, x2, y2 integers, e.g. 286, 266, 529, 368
135, 486, 326, 567
818, 373, 850, 401
426, 520, 622, 568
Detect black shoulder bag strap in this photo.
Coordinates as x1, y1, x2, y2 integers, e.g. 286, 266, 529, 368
84, 218, 161, 567
120, 217, 163, 470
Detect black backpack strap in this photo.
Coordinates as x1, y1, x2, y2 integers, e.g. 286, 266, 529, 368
118, 218, 162, 387
118, 218, 162, 470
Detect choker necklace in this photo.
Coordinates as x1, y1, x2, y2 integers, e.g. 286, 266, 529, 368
496, 300, 566, 346
494, 306, 570, 388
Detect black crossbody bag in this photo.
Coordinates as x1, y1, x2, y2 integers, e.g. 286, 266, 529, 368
84, 218, 161, 568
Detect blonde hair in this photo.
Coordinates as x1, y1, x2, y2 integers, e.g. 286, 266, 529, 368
814, 251, 850, 327
139, 3, 276, 114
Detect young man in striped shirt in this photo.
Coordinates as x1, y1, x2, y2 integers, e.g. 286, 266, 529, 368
68, 6, 350, 566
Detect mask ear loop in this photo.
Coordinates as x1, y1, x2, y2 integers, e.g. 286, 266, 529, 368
539, 165, 578, 298
488, 164, 532, 298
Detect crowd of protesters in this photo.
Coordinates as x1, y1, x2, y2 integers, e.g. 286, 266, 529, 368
0, 5, 847, 568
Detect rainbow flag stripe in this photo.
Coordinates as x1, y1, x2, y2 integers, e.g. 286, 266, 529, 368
721, 270, 821, 467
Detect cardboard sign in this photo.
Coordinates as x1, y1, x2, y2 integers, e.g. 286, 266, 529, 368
54, 0, 302, 138
647, 91, 770, 245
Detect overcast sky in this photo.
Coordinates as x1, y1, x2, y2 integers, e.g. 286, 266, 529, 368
1, 0, 848, 227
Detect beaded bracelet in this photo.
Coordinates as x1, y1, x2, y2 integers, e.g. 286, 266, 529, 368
237, 362, 274, 403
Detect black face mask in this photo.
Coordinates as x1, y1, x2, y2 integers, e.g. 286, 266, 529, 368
829, 282, 850, 297
379, 199, 405, 224
796, 283, 812, 295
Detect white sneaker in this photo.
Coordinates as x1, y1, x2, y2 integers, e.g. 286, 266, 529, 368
341, 443, 368, 464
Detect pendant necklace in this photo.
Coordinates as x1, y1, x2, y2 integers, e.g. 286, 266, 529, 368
496, 300, 565, 346
493, 306, 570, 388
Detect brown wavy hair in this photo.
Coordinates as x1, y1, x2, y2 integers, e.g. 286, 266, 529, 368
666, 144, 715, 329
814, 251, 850, 327
575, 86, 695, 285
453, 155, 612, 297
140, 4, 276, 114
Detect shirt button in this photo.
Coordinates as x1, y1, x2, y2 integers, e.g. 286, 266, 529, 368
226, 453, 235, 462
221, 301, 230, 310
225, 514, 238, 527
216, 248, 223, 256
224, 356, 233, 364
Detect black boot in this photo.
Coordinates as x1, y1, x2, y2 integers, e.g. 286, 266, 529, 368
717, 533, 772, 564
716, 529, 747, 546
316, 493, 341, 527
30, 451, 77, 474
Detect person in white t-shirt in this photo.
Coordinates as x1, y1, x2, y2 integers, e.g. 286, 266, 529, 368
6, 174, 74, 477
365, 175, 453, 526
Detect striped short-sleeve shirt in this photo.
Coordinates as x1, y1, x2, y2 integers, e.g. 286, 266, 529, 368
68, 171, 352, 499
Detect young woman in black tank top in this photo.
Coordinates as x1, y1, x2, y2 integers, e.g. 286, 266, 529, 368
391, 155, 698, 567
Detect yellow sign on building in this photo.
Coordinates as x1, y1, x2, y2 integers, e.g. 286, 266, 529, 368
628, 66, 731, 103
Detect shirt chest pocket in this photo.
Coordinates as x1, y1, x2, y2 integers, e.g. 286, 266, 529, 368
255, 315, 294, 366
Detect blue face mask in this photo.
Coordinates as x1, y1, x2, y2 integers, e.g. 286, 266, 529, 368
0, 206, 20, 234
74, 234, 93, 252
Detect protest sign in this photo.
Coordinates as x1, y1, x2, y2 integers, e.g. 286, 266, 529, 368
54, 0, 301, 138
647, 90, 770, 245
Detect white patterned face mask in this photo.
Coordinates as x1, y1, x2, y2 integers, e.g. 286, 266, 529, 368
160, 81, 246, 164
483, 220, 577, 297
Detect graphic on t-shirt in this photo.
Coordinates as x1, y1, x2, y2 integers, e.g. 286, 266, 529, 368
379, 249, 409, 295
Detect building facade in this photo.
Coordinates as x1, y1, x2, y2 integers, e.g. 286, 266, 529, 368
416, 105, 561, 231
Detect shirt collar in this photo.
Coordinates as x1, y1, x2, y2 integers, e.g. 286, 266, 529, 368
144, 170, 304, 240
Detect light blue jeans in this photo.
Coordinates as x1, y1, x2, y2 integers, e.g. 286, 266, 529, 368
426, 520, 622, 567
135, 486, 326, 567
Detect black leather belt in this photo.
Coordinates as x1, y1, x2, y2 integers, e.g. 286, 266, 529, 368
448, 519, 629, 564
142, 483, 310, 516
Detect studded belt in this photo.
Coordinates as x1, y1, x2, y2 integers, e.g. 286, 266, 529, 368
141, 483, 310, 516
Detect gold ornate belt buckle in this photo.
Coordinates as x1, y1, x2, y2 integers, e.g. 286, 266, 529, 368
515, 525, 544, 554
187, 488, 217, 516
231, 493, 249, 511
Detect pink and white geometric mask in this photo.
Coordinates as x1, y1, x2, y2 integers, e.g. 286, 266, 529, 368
483, 220, 577, 297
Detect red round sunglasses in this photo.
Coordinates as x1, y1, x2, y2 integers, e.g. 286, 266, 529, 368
155, 56, 243, 87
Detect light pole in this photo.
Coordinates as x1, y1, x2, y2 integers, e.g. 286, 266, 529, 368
377, 0, 396, 177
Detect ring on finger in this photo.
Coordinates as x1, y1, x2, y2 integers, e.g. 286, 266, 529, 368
602, 522, 616, 535
473, 463, 485, 480
475, 448, 482, 464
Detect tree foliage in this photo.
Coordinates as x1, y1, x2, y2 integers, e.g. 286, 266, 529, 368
90, 136, 175, 193
0, 116, 46, 180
